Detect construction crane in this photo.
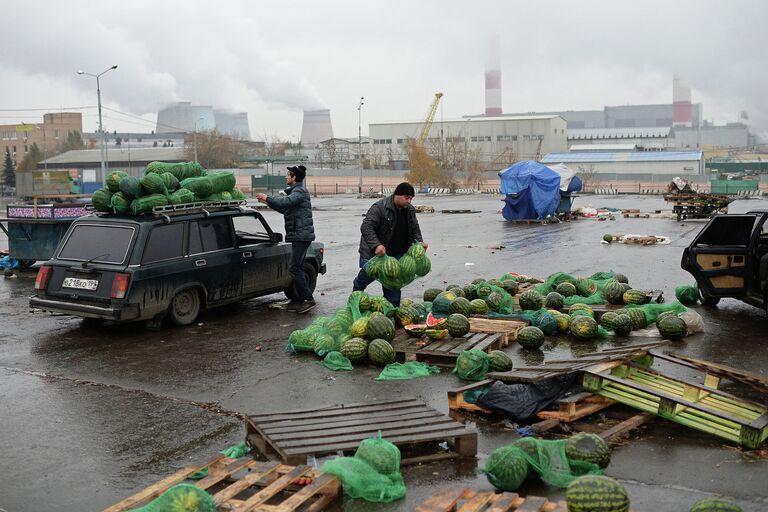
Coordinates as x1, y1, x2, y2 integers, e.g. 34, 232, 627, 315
416, 92, 443, 146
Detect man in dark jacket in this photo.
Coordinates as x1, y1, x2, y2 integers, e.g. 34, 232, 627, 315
256, 165, 316, 314
353, 182, 428, 307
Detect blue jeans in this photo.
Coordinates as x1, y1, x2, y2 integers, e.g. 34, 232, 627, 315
290, 241, 313, 302
352, 255, 402, 307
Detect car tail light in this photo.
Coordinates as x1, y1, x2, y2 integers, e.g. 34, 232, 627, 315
34, 266, 52, 290
111, 273, 130, 299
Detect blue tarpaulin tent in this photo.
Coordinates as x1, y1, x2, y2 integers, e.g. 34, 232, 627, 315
499, 160, 564, 220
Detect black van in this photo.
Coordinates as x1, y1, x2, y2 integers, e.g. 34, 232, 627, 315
30, 203, 325, 326
681, 210, 768, 311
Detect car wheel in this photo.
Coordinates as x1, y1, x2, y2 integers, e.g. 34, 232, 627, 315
699, 291, 721, 306
285, 262, 318, 300
168, 289, 201, 326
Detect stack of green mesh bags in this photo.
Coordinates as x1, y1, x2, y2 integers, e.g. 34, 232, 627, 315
364, 242, 431, 290
91, 161, 246, 214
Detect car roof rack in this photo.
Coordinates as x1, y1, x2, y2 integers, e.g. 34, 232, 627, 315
151, 200, 250, 217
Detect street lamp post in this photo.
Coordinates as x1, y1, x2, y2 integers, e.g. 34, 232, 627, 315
77, 65, 117, 182
358, 97, 364, 194
193, 116, 205, 163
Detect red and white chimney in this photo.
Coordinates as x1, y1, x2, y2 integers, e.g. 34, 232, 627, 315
672, 74, 692, 127
485, 36, 502, 116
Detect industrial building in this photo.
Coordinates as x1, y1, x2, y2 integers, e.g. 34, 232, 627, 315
568, 127, 675, 151
540, 151, 704, 176
156, 102, 251, 140
368, 115, 568, 168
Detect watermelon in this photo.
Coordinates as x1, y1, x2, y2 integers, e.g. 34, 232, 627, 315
625, 308, 647, 330
404, 324, 427, 337
407, 243, 426, 260
349, 317, 369, 338
470, 299, 489, 315
620, 283, 632, 292
398, 255, 417, 281
91, 187, 112, 212
476, 283, 493, 299
614, 273, 629, 284
556, 281, 578, 297
449, 299, 472, 318
612, 314, 632, 335
366, 313, 395, 341
602, 280, 626, 305
533, 311, 558, 336
488, 350, 513, 372
519, 289, 544, 311
340, 337, 368, 362
655, 310, 677, 325
576, 278, 598, 297
131, 483, 214, 512
426, 312, 447, 328
485, 292, 503, 311
160, 172, 180, 192
565, 432, 612, 468
414, 256, 431, 276
168, 188, 195, 205
446, 283, 462, 291
118, 175, 142, 199
313, 334, 337, 356
110, 191, 131, 213
446, 313, 471, 337
471, 278, 486, 285
355, 436, 401, 475
106, 170, 128, 193
623, 289, 650, 305
599, 311, 620, 330
689, 498, 743, 512
140, 172, 168, 196
488, 279, 502, 287
382, 257, 400, 280
500, 280, 519, 296
423, 288, 442, 302
512, 437, 540, 478
565, 475, 629, 512
395, 304, 421, 327
603, 233, 614, 243
483, 446, 529, 491
368, 339, 396, 366
425, 329, 448, 340
324, 317, 347, 339
554, 313, 571, 333
657, 315, 687, 340
570, 315, 599, 340
544, 292, 565, 310
433, 291, 457, 312
517, 326, 545, 349
462, 284, 478, 300
569, 303, 594, 318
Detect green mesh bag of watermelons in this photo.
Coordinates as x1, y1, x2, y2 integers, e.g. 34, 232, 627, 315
229, 188, 246, 200
110, 191, 131, 214
286, 302, 358, 354
675, 284, 699, 305
321, 433, 406, 503
130, 483, 214, 512
625, 301, 688, 325
208, 171, 237, 194
145, 161, 207, 180
140, 172, 168, 196
203, 191, 233, 202
91, 187, 112, 212
453, 349, 491, 381
118, 175, 142, 199
130, 194, 169, 214
160, 172, 179, 192
168, 188, 196, 205
535, 271, 625, 305
105, 170, 127, 193
474, 280, 515, 314
180, 176, 214, 198
364, 243, 430, 290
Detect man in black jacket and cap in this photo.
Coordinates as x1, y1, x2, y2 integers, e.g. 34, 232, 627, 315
256, 165, 317, 314
352, 182, 428, 307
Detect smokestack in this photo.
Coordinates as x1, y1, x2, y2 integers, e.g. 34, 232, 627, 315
672, 73, 692, 127
300, 109, 334, 145
485, 35, 502, 116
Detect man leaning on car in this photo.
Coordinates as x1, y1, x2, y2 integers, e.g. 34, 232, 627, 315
256, 165, 317, 314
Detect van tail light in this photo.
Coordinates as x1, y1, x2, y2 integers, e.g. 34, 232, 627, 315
35, 266, 52, 290
111, 273, 130, 299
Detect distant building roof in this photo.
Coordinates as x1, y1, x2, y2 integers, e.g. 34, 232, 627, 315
42, 147, 187, 165
375, 114, 562, 125
568, 127, 672, 139
541, 151, 703, 163
569, 144, 637, 152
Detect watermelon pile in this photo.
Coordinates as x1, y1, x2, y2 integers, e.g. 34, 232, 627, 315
364, 242, 431, 290
93, 162, 246, 214
565, 475, 630, 512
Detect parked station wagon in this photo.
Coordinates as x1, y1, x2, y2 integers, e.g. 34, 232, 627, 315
30, 203, 326, 326
681, 209, 768, 312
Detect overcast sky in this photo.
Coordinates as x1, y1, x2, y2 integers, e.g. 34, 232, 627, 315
2, 0, 765, 142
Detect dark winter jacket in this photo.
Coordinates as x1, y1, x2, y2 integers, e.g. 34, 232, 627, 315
358, 195, 423, 259
266, 181, 315, 242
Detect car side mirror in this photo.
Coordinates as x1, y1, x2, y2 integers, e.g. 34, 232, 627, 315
271, 232, 283, 243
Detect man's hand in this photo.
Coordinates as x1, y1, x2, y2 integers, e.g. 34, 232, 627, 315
255, 193, 267, 203
421, 241, 429, 250
375, 245, 386, 257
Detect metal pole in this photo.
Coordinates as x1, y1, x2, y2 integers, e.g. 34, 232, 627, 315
358, 97, 364, 194
96, 74, 107, 180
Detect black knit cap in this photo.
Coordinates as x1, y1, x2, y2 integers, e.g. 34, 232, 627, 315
394, 182, 415, 196
287, 164, 307, 182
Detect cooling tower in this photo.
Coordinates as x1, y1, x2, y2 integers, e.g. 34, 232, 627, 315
485, 36, 502, 116
300, 109, 334, 145
156, 101, 193, 133
672, 74, 692, 127
192, 105, 216, 132
214, 110, 252, 140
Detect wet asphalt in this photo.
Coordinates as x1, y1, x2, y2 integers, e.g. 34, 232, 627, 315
0, 193, 766, 511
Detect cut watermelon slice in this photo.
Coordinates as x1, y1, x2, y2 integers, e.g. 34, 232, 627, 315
426, 312, 447, 328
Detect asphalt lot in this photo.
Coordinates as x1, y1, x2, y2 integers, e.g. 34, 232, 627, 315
0, 193, 766, 511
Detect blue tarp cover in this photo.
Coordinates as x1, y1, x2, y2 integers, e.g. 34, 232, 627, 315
499, 160, 562, 220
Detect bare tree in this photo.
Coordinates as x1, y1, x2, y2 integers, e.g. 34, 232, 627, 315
184, 129, 241, 168
576, 164, 599, 192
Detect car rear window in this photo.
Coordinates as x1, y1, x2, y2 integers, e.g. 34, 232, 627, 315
58, 224, 135, 264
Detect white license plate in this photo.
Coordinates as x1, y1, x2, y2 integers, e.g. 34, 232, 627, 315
63, 277, 99, 291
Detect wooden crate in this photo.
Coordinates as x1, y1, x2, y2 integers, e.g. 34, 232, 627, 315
469, 317, 528, 346
103, 456, 340, 512
583, 360, 768, 449
245, 398, 477, 466
391, 331, 503, 366
415, 487, 567, 512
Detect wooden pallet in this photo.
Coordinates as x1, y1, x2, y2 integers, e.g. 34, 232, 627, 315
623, 235, 657, 244
623, 213, 651, 219
557, 290, 664, 319
245, 398, 477, 466
391, 330, 504, 366
512, 218, 555, 224
442, 209, 481, 214
583, 360, 768, 449
468, 317, 528, 346
103, 456, 340, 512
415, 205, 436, 213
660, 351, 768, 394
415, 487, 567, 512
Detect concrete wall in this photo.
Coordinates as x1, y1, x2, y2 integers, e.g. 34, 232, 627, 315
675, 124, 749, 149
